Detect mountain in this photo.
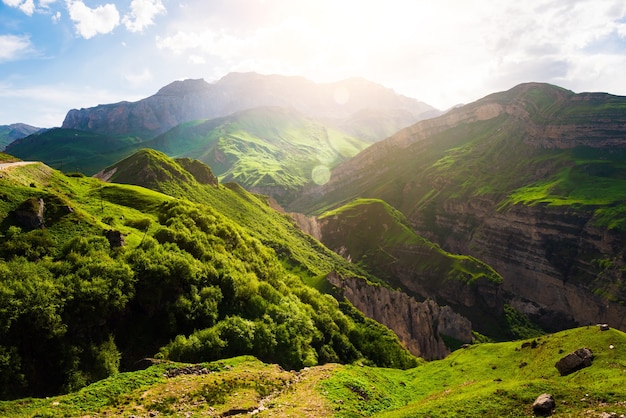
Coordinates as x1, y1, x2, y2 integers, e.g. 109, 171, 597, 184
3, 326, 626, 417
4, 128, 143, 174
0, 150, 437, 399
313, 198, 529, 341
61, 72, 438, 140
144, 106, 370, 206
0, 123, 41, 150
289, 82, 626, 333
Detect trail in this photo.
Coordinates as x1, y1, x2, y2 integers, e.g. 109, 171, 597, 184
0, 161, 36, 170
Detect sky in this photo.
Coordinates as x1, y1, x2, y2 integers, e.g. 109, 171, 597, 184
2, 0, 626, 127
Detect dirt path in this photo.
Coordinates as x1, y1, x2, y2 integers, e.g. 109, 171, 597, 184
0, 161, 36, 170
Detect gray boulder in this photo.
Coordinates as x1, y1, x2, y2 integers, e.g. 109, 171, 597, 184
555, 347, 593, 376
532, 393, 555, 416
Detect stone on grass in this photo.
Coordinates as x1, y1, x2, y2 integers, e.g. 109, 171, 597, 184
554, 347, 593, 376
532, 393, 555, 416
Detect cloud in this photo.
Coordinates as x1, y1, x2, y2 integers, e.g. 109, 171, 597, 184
0, 34, 33, 62
124, 68, 153, 85
2, 0, 35, 15
123, 0, 166, 33
66, 0, 120, 39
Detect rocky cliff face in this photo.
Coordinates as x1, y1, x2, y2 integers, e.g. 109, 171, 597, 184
414, 196, 626, 331
326, 272, 473, 360
61, 73, 437, 140
291, 83, 626, 334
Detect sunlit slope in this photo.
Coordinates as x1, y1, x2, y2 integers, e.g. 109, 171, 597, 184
145, 106, 370, 205
3, 327, 624, 417
292, 82, 626, 215
0, 154, 417, 400
290, 82, 626, 331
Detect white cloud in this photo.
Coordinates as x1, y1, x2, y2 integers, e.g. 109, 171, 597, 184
123, 0, 166, 33
0, 34, 32, 62
124, 68, 153, 85
51, 11, 61, 23
2, 0, 35, 15
65, 0, 120, 39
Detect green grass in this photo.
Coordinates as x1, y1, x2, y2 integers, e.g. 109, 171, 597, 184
325, 326, 626, 417
4, 327, 620, 417
145, 107, 370, 206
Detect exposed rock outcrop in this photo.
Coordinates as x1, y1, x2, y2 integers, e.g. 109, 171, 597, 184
327, 272, 473, 360
416, 197, 626, 331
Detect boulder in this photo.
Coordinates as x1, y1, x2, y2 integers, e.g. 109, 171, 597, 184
532, 393, 555, 416
14, 197, 44, 229
105, 230, 126, 248
554, 347, 593, 376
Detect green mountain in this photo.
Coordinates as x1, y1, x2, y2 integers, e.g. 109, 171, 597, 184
4, 128, 143, 174
315, 198, 534, 340
3, 326, 625, 417
290, 82, 626, 333
0, 151, 421, 400
145, 106, 370, 206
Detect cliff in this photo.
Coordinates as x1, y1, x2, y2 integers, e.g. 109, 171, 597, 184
290, 83, 626, 334
326, 272, 473, 360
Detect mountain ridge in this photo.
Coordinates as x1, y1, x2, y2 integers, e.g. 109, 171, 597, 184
61, 72, 439, 140
289, 82, 626, 333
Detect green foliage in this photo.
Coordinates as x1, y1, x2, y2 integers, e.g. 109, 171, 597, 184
0, 151, 417, 400
4, 128, 143, 175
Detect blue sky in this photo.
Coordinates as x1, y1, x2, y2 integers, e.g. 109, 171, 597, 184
2, 0, 626, 127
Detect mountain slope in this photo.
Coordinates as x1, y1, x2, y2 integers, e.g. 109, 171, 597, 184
0, 153, 426, 400
3, 326, 625, 417
61, 72, 438, 140
145, 106, 370, 205
4, 128, 143, 174
316, 198, 516, 340
290, 82, 626, 332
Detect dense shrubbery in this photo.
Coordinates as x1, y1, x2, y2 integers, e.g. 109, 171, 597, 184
0, 199, 417, 399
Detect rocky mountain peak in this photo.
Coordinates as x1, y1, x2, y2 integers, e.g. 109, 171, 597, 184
155, 78, 212, 96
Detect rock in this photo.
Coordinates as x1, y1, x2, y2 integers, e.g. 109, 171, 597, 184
326, 272, 473, 360
532, 393, 555, 416
14, 197, 44, 229
555, 347, 594, 376
104, 229, 125, 248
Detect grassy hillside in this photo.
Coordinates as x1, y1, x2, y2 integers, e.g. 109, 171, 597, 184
0, 154, 417, 400
2, 326, 624, 417
4, 128, 143, 175
145, 106, 370, 205
319, 198, 501, 287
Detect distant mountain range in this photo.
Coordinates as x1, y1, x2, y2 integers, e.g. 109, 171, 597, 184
61, 72, 439, 140
6, 72, 439, 205
0, 123, 41, 150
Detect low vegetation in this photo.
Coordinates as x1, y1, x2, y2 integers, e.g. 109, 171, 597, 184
0, 156, 417, 400
1, 327, 624, 417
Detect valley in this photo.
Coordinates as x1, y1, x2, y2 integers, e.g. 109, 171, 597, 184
2, 74, 626, 416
